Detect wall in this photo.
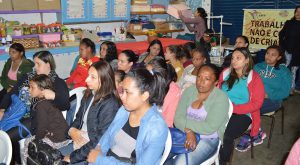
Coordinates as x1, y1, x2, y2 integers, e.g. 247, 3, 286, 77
212, 0, 300, 45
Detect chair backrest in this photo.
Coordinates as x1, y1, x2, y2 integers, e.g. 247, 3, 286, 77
64, 87, 87, 120
160, 130, 172, 165
0, 130, 12, 164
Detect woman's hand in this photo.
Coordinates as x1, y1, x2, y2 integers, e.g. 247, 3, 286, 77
184, 129, 197, 151
69, 128, 89, 147
0, 109, 5, 121
178, 10, 183, 17
42, 89, 55, 100
63, 155, 71, 163
87, 145, 102, 163
265, 93, 268, 98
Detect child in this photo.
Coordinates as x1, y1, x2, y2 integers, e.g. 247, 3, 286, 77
114, 70, 126, 95
67, 38, 99, 89
24, 74, 70, 163
178, 47, 210, 91
164, 45, 185, 80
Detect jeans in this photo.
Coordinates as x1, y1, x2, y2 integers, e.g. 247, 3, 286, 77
59, 143, 87, 165
66, 98, 77, 126
285, 51, 300, 90
296, 68, 300, 90
260, 99, 282, 114
173, 138, 219, 165
219, 114, 252, 162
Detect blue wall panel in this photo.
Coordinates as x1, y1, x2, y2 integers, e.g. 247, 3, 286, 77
212, 0, 300, 45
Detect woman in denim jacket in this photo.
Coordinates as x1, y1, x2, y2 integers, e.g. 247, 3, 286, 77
87, 68, 168, 165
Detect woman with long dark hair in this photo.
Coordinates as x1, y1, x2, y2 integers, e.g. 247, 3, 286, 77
178, 7, 208, 44
218, 48, 264, 164
100, 41, 118, 70
137, 39, 165, 66
61, 61, 121, 164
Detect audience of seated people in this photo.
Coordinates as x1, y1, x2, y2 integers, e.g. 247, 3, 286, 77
1, 37, 297, 165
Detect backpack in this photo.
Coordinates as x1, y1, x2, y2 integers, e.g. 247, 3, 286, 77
0, 94, 31, 138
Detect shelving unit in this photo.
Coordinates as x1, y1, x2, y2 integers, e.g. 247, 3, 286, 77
127, 29, 184, 35
130, 11, 167, 15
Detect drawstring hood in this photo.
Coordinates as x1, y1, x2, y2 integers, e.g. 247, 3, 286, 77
265, 65, 274, 78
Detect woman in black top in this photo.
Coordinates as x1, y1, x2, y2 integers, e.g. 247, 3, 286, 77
0, 50, 70, 164
279, 6, 300, 92
61, 61, 121, 164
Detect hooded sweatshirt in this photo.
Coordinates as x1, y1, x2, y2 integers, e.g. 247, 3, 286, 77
254, 62, 292, 101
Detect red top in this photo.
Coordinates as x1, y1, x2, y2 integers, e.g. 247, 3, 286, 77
66, 56, 100, 89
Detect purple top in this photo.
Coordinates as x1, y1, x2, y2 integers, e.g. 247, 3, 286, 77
179, 15, 206, 41
187, 105, 218, 139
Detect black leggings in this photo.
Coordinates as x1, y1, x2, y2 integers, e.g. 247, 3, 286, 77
7, 117, 31, 164
219, 114, 252, 162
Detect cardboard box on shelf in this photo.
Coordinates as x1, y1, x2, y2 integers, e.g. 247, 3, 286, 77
0, 0, 13, 11
131, 0, 148, 5
37, 0, 61, 10
12, 0, 38, 11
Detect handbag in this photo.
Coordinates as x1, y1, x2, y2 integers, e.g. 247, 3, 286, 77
27, 139, 64, 165
169, 127, 200, 154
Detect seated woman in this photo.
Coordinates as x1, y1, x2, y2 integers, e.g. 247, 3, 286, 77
218, 48, 264, 164
137, 39, 164, 66
181, 42, 196, 68
222, 35, 249, 69
253, 45, 292, 138
199, 29, 215, 52
114, 70, 126, 95
100, 41, 118, 71
0, 43, 34, 101
24, 74, 70, 163
146, 58, 181, 127
87, 68, 168, 165
172, 63, 229, 164
164, 45, 185, 80
178, 47, 210, 91
0, 51, 70, 164
118, 50, 138, 73
66, 38, 100, 89
61, 61, 121, 164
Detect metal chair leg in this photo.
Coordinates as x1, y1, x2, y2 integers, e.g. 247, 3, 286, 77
268, 116, 275, 148
281, 106, 285, 135
250, 137, 254, 159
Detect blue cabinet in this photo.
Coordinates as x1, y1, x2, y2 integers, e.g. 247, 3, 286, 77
61, 0, 130, 23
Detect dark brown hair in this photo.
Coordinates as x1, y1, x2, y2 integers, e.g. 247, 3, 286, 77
30, 74, 54, 91
224, 47, 253, 91
33, 51, 56, 71
84, 61, 120, 105
266, 45, 286, 69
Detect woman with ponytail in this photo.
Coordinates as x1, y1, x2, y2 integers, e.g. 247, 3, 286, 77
146, 58, 181, 127
178, 7, 208, 44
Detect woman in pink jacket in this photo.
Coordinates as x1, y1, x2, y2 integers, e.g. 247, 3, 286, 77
218, 47, 264, 165
146, 58, 181, 127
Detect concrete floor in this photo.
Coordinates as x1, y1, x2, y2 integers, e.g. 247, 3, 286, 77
231, 93, 300, 165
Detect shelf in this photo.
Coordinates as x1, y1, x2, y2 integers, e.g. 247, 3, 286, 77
127, 29, 184, 35
130, 11, 167, 15
0, 10, 61, 14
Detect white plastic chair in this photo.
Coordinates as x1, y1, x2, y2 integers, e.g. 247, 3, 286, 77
0, 130, 12, 164
160, 130, 172, 165
200, 99, 233, 165
63, 87, 86, 120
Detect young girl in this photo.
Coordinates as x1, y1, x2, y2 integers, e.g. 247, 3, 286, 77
100, 41, 118, 71
114, 70, 126, 95
164, 45, 184, 80
218, 48, 264, 164
117, 50, 138, 73
24, 74, 70, 163
251, 45, 292, 142
178, 47, 210, 91
67, 38, 100, 89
